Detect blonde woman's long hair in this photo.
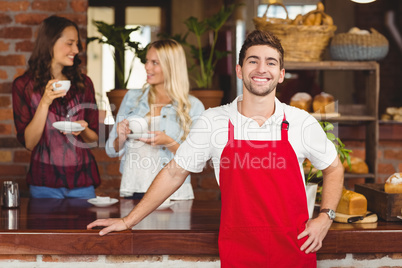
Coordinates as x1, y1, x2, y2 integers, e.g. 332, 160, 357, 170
144, 39, 192, 141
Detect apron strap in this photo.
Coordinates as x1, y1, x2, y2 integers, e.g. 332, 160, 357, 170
281, 114, 289, 141
228, 120, 234, 142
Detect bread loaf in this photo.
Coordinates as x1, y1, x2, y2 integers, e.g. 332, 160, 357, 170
382, 106, 402, 122
292, 14, 303, 25
313, 92, 335, 114
290, 92, 312, 112
384, 172, 402, 193
304, 13, 316, 26
316, 2, 324, 11
342, 156, 369, 174
336, 188, 367, 215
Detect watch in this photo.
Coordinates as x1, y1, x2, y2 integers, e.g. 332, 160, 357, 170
319, 208, 336, 220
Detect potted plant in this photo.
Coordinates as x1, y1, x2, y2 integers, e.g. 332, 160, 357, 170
87, 20, 146, 116
304, 121, 352, 218
166, 4, 239, 108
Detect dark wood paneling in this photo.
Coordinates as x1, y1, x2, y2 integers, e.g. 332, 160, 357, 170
2, 199, 402, 255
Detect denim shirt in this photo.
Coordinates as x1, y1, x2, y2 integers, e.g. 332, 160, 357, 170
105, 87, 205, 175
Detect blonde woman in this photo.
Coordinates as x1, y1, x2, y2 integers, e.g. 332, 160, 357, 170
105, 39, 204, 200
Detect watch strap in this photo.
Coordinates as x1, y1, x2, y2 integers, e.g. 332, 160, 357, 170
319, 208, 335, 220
319, 209, 331, 213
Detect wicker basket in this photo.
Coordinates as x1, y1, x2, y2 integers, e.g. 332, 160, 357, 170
330, 28, 389, 61
253, 3, 292, 26
253, 3, 337, 62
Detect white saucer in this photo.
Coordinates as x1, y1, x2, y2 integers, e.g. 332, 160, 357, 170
87, 198, 119, 207
127, 133, 155, 140
156, 201, 174, 210
53, 121, 85, 133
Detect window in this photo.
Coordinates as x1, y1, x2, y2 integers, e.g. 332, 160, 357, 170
87, 0, 170, 118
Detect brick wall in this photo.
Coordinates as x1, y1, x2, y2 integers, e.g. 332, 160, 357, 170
2, 253, 402, 267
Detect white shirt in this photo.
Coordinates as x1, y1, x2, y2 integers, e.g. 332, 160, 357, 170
121, 116, 194, 200
174, 95, 338, 185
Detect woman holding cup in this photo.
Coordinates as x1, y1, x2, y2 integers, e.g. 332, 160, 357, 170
106, 39, 204, 200
12, 16, 100, 199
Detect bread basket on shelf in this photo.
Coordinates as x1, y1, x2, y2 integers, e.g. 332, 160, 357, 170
253, 3, 337, 62
330, 28, 389, 61
252, 2, 292, 27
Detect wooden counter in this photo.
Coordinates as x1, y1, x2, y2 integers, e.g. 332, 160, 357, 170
1, 198, 402, 255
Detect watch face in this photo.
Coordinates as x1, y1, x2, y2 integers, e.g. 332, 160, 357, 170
329, 209, 336, 219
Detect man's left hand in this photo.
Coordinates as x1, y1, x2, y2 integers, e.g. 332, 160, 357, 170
297, 213, 332, 253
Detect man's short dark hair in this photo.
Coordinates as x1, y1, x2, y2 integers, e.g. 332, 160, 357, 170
238, 30, 284, 69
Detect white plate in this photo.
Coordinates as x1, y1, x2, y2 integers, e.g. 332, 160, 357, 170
397, 216, 402, 220
87, 198, 119, 207
156, 201, 174, 210
53, 121, 85, 133
127, 133, 155, 140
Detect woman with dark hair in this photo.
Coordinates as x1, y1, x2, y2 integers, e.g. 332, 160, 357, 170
12, 15, 100, 199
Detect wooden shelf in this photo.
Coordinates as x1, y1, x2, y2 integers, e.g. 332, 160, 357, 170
304, 173, 375, 180
285, 61, 378, 71
311, 114, 376, 122
344, 173, 375, 179
288, 61, 379, 184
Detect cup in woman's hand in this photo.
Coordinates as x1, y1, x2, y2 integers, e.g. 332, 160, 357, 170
52, 80, 71, 93
127, 116, 148, 133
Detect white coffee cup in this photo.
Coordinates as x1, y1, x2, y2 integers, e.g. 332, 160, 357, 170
127, 116, 148, 133
52, 80, 71, 93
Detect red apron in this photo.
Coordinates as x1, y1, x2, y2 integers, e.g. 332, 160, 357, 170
219, 115, 316, 267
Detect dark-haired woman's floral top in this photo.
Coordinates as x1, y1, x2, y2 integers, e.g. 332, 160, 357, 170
12, 73, 100, 189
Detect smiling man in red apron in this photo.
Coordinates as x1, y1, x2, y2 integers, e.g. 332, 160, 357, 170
88, 30, 344, 267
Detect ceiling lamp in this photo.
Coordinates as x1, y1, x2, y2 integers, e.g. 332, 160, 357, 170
351, 0, 376, 3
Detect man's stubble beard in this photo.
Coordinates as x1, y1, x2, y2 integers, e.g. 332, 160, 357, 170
243, 79, 278, 97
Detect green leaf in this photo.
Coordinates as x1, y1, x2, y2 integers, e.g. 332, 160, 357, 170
323, 122, 334, 132
326, 132, 336, 141
206, 4, 236, 31
184, 17, 208, 37
215, 50, 231, 61
305, 120, 352, 184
